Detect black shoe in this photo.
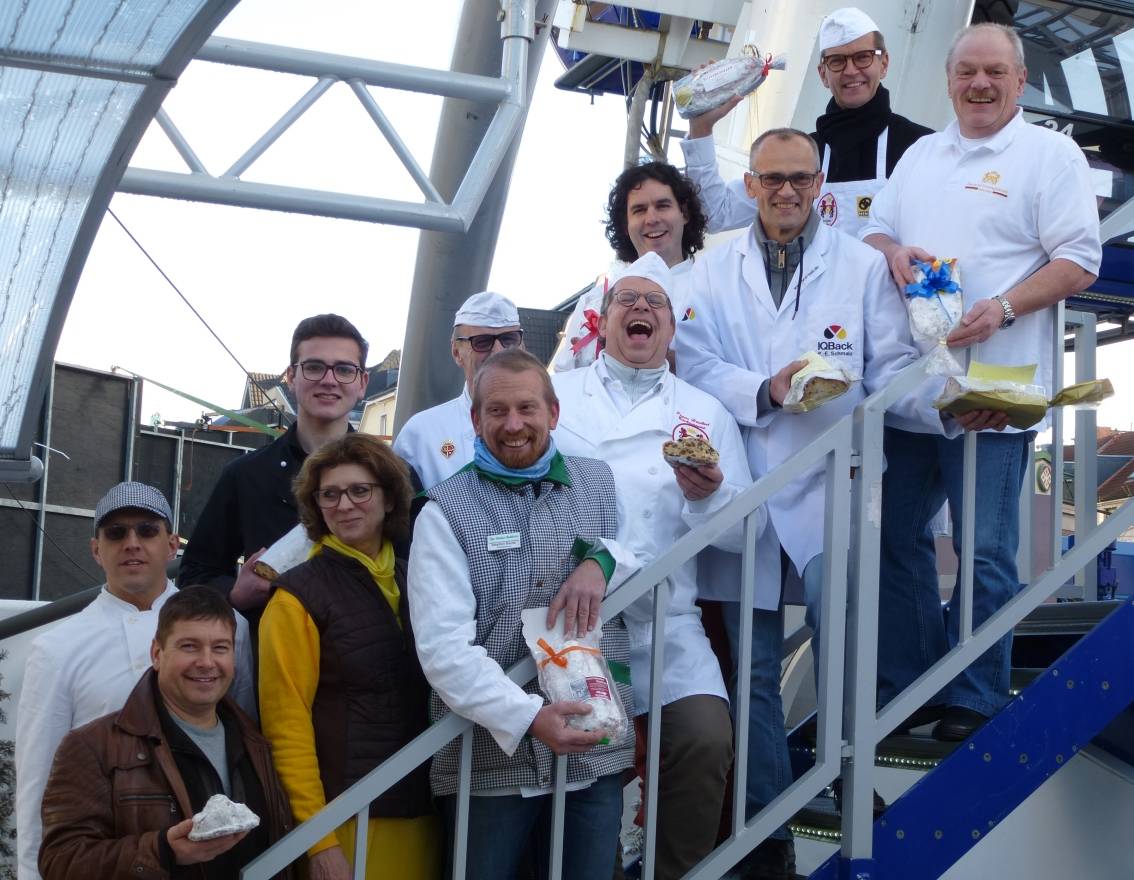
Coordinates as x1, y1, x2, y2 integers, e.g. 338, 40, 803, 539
831, 778, 887, 818
932, 706, 990, 742
892, 703, 946, 736
737, 837, 796, 880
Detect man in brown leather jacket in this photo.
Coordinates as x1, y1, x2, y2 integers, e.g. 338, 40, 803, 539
38, 587, 294, 880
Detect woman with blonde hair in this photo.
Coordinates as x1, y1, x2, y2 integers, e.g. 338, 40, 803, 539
259, 433, 437, 880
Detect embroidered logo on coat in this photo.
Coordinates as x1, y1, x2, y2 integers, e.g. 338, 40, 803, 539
440, 440, 456, 459
856, 195, 872, 218
682, 307, 695, 321
672, 412, 711, 442
818, 325, 854, 356
818, 193, 837, 226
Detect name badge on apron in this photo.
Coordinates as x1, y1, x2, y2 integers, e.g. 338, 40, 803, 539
487, 532, 522, 552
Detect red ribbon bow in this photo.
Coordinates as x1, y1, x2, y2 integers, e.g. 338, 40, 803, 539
570, 308, 603, 356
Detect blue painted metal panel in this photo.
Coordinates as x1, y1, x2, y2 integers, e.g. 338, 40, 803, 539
810, 600, 1134, 880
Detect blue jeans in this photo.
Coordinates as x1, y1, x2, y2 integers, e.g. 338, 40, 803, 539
877, 427, 1033, 716
721, 601, 793, 840
439, 772, 623, 880
800, 554, 825, 683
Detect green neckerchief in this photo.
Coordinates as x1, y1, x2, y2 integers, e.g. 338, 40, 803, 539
462, 450, 573, 488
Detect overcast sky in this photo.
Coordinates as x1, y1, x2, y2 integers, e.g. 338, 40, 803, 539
53, 0, 1132, 439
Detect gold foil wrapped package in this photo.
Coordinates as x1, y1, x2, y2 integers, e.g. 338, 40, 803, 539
782, 351, 855, 413
934, 374, 1114, 430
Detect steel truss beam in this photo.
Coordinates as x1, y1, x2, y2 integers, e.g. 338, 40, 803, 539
119, 1, 538, 233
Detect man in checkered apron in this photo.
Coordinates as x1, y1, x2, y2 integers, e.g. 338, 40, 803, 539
409, 349, 638, 879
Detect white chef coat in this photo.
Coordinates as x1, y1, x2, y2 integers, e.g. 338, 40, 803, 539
408, 490, 639, 757
675, 220, 941, 601
14, 582, 256, 880
393, 385, 475, 490
862, 110, 1102, 432
552, 358, 757, 714
681, 132, 891, 237
551, 260, 695, 373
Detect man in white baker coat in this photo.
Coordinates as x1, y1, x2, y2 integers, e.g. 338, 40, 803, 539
394, 291, 524, 490
675, 126, 931, 877
15, 482, 256, 880
553, 252, 755, 879
862, 22, 1101, 741
551, 161, 708, 371
680, 7, 932, 240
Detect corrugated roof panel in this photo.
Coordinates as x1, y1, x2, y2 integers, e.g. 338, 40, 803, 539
0, 0, 211, 70
0, 66, 143, 450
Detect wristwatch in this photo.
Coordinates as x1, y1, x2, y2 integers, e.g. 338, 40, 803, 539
993, 294, 1016, 329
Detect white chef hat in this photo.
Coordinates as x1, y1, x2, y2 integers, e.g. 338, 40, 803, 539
453, 291, 520, 328
818, 7, 880, 52
611, 252, 673, 299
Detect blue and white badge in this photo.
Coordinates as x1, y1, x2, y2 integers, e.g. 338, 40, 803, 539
487, 532, 522, 552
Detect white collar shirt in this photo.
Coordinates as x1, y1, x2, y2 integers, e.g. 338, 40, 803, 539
862, 109, 1102, 430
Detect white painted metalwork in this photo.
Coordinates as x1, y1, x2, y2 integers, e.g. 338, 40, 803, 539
120, 1, 539, 234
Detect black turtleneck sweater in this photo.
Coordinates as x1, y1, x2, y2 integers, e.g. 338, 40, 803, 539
811, 85, 933, 184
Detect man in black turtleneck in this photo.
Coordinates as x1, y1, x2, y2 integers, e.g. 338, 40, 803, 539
681, 6, 932, 239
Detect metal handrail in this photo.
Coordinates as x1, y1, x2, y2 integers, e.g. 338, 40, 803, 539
243, 315, 1123, 878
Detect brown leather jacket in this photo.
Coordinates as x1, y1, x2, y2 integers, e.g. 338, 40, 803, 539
39, 669, 295, 880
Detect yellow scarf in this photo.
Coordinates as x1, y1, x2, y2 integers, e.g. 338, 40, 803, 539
311, 534, 400, 622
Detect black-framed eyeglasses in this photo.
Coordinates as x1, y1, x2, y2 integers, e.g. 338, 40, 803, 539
315, 482, 381, 508
101, 521, 164, 541
821, 48, 883, 72
293, 360, 364, 383
611, 290, 669, 309
454, 330, 524, 353
748, 171, 820, 191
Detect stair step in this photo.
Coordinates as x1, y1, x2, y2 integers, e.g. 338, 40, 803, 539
1015, 599, 1121, 635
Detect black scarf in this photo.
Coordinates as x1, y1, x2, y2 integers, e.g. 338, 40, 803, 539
815, 84, 892, 151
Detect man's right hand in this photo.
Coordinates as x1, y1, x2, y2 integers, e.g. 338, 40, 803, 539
308, 845, 352, 880
770, 359, 808, 407
886, 245, 936, 289
166, 819, 247, 865
229, 547, 271, 610
529, 702, 606, 754
688, 92, 743, 139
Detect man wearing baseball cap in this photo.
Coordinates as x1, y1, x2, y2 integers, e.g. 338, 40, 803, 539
682, 6, 933, 239
14, 482, 255, 880
394, 291, 526, 490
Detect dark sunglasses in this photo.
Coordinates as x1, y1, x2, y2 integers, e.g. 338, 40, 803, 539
100, 521, 164, 541
454, 330, 524, 353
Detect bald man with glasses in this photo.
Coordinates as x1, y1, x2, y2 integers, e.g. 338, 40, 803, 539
394, 291, 526, 491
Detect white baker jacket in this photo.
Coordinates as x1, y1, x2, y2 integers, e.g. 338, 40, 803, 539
551, 260, 695, 372
552, 360, 757, 714
675, 220, 939, 601
393, 385, 475, 490
862, 111, 1102, 432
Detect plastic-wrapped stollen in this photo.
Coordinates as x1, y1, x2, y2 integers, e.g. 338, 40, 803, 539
520, 609, 629, 742
781, 351, 855, 413
905, 258, 964, 376
672, 48, 787, 120
187, 794, 260, 841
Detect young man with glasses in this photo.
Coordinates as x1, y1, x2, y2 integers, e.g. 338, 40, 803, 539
681, 6, 932, 239
16, 482, 256, 880
674, 128, 937, 880
178, 314, 369, 628
394, 290, 525, 491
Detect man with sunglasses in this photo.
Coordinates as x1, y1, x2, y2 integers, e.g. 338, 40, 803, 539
394, 290, 525, 491
675, 128, 934, 879
16, 482, 255, 880
680, 7, 932, 239
179, 314, 369, 628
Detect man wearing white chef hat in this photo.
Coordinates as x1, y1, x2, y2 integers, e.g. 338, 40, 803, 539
553, 251, 756, 879
681, 6, 933, 239
394, 290, 525, 490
